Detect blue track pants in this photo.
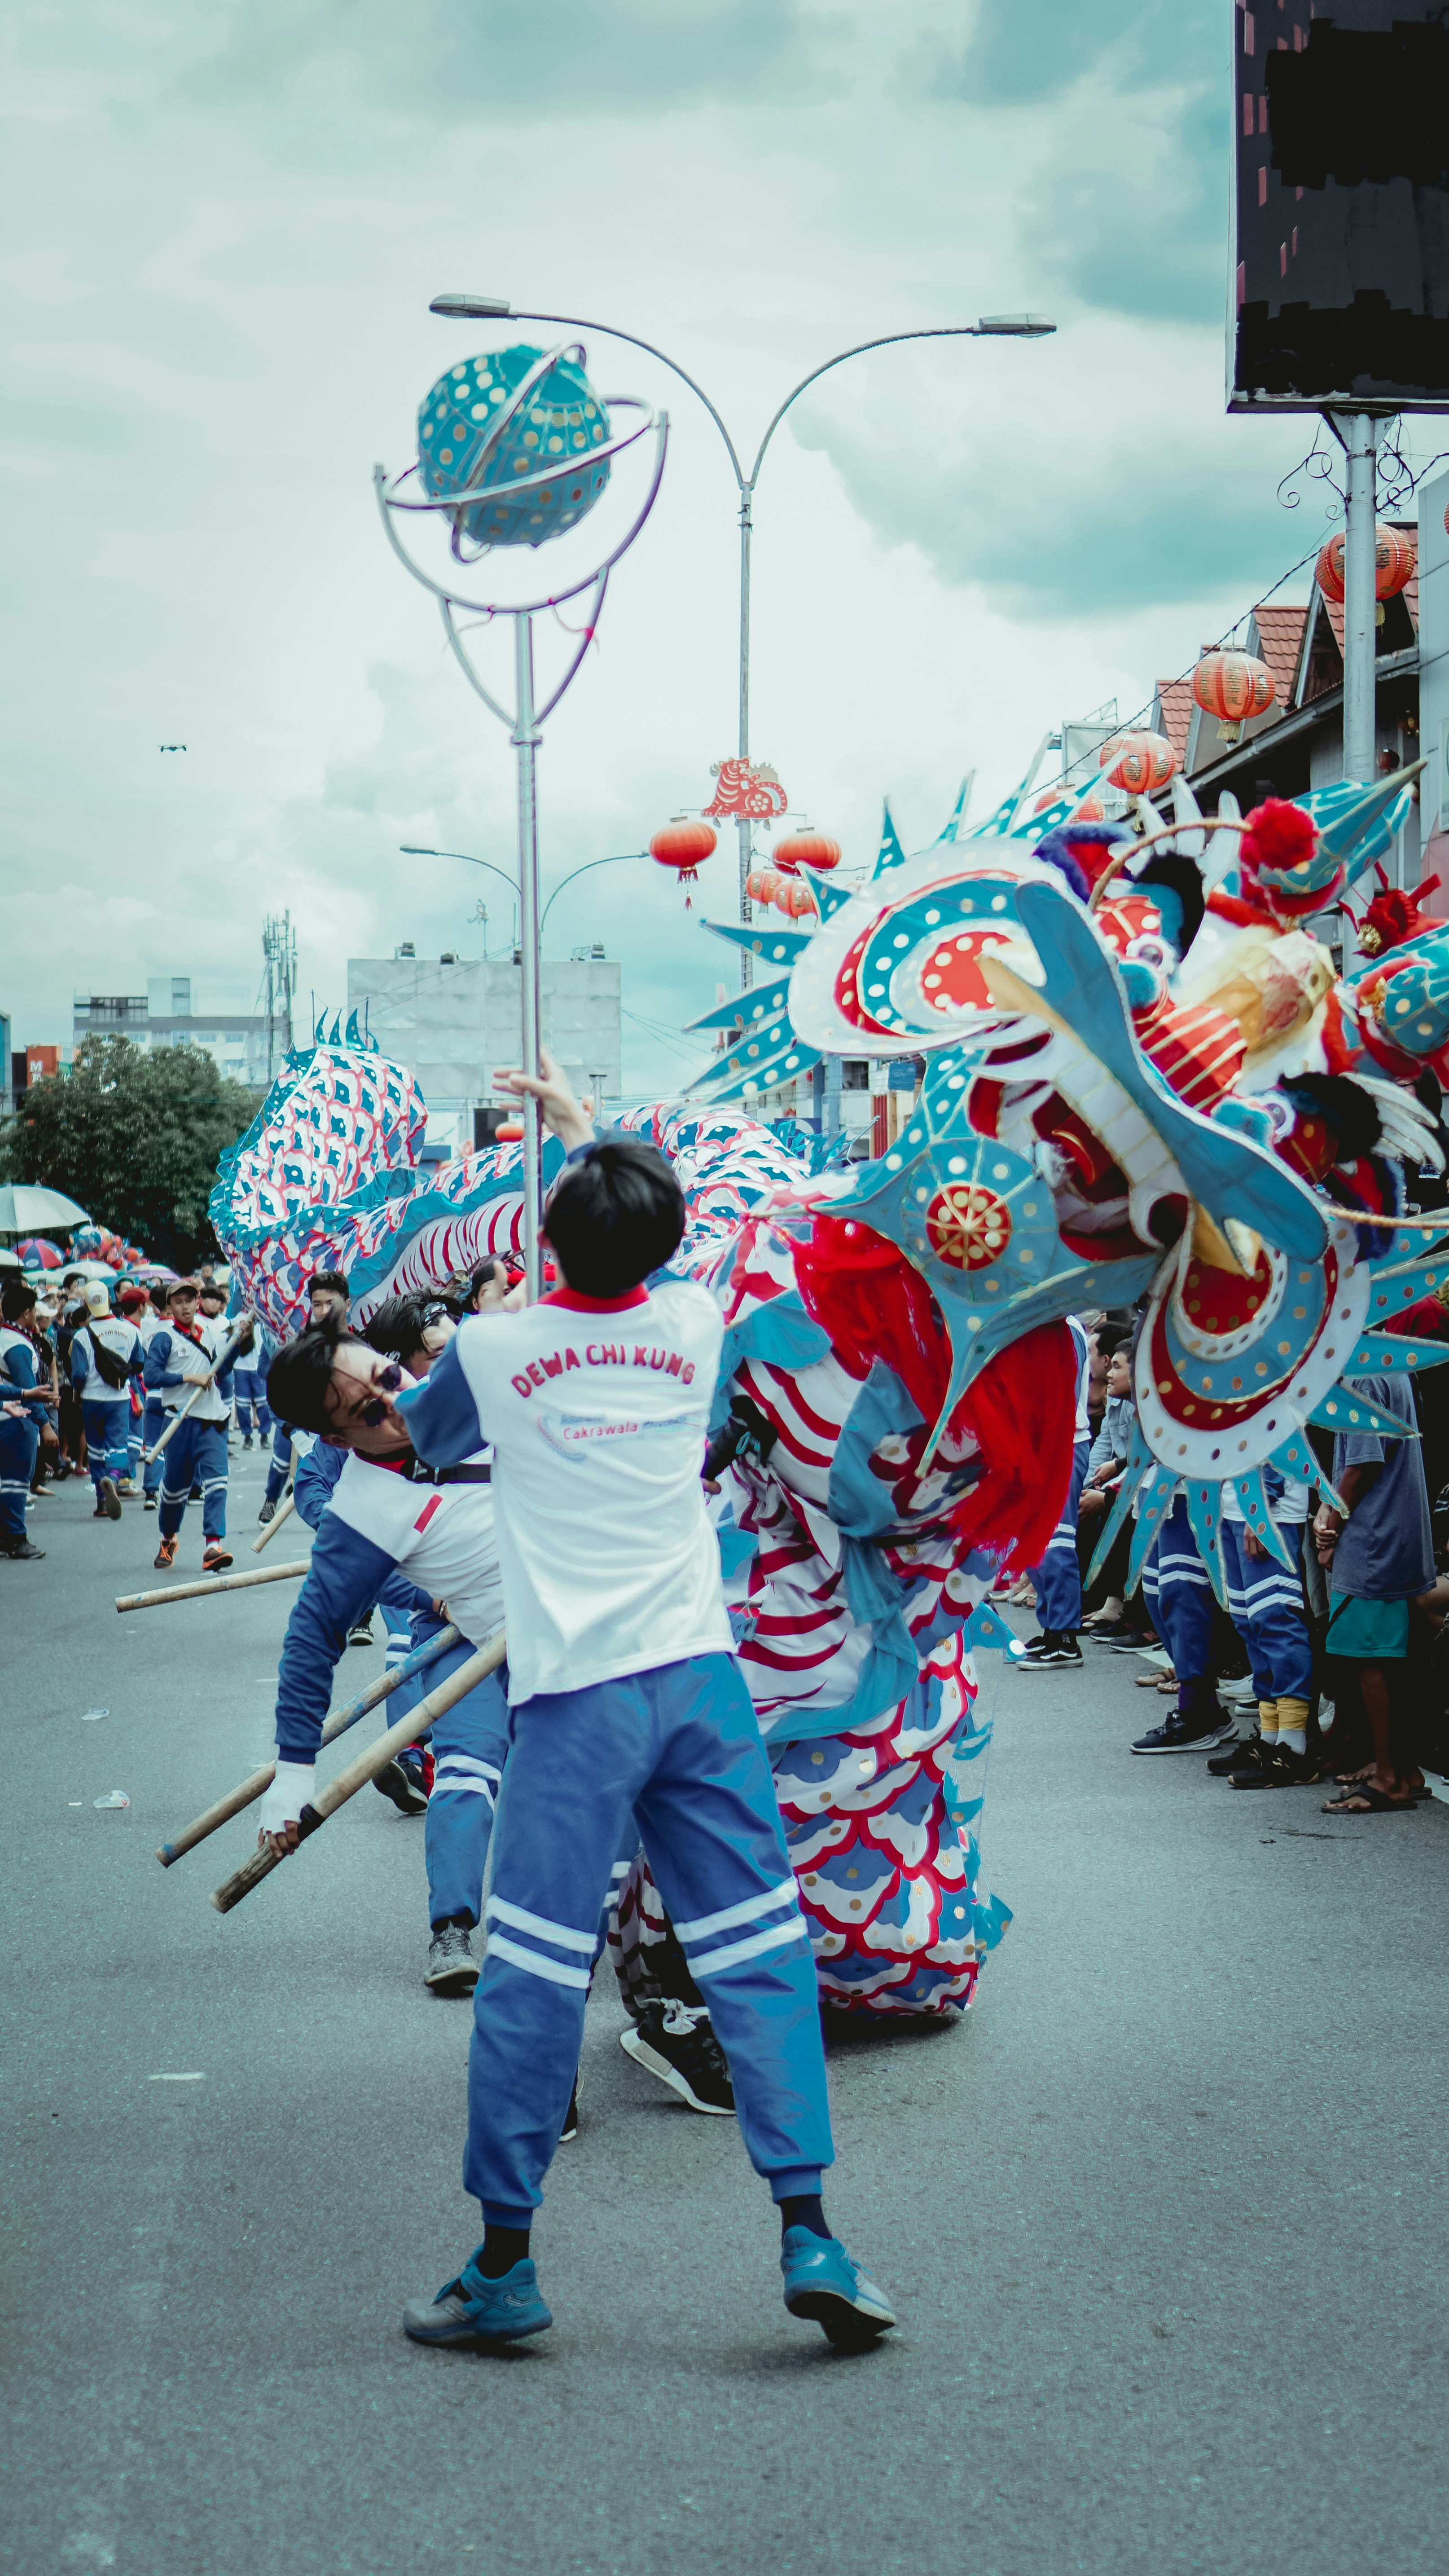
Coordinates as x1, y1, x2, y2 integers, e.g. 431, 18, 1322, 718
1028, 1435, 1089, 1632
82, 1399, 130, 1492
1143, 1499, 1216, 1713
158, 1416, 229, 1541
390, 1618, 510, 1929
141, 1395, 166, 1494
264, 1422, 294, 1504
467, 1652, 833, 2226
1221, 1519, 1313, 1704
1, 1416, 37, 1540
233, 1367, 271, 1440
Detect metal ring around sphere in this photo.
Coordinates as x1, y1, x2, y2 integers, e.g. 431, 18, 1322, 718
374, 401, 667, 621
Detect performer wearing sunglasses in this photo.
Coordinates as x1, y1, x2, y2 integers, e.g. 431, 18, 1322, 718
259, 1294, 519, 2008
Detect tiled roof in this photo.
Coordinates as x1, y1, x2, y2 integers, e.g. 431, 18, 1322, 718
1154, 677, 1194, 766
1251, 603, 1309, 712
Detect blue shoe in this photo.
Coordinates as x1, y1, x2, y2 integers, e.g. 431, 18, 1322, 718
780, 2228, 897, 2348
402, 2251, 552, 2347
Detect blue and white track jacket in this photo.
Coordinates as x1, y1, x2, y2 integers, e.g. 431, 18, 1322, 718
0, 1327, 49, 1423
143, 1317, 235, 1422
274, 1446, 501, 1762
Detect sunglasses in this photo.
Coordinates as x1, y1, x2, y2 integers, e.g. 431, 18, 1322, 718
339, 1359, 404, 1429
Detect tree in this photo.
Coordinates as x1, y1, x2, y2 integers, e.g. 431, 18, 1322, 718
0, 1036, 263, 1269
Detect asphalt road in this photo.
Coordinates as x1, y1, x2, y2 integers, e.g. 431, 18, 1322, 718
4, 1460, 1448, 2576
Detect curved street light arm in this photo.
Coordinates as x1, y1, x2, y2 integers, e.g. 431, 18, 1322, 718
744, 324, 991, 489
503, 310, 746, 491
539, 850, 647, 936
399, 844, 522, 902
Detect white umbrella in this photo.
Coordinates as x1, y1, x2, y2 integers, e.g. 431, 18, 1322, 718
0, 1182, 92, 1233
0, 1245, 19, 1268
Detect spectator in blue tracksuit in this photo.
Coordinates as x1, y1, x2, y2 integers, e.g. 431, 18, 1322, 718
70, 1282, 145, 1522
0, 1278, 54, 1560
134, 1283, 171, 1505
262, 1291, 510, 1999
1017, 1313, 1093, 1672
143, 1279, 239, 1572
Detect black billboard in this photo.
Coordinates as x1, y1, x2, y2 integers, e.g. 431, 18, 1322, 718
1230, 0, 1449, 413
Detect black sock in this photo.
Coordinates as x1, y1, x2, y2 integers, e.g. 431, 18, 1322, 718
478, 2224, 531, 2279
779, 2194, 830, 2241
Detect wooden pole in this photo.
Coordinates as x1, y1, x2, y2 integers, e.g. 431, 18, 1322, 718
210, 1632, 505, 1914
155, 1622, 461, 1867
116, 1559, 309, 1614
250, 1488, 297, 1555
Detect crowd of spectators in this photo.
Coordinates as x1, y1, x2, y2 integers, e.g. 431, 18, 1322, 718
1008, 1305, 1449, 1814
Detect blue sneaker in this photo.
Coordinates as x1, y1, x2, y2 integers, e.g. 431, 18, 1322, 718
402, 2251, 552, 2347
780, 2228, 897, 2348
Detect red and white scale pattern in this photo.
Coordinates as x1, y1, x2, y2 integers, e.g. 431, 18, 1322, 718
699, 1204, 1000, 2013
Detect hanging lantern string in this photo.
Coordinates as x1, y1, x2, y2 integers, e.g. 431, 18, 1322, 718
549, 601, 599, 642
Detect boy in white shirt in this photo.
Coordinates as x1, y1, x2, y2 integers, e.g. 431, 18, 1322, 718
391, 1053, 896, 2354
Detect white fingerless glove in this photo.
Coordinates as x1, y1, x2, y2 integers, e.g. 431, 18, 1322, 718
258, 1761, 316, 1837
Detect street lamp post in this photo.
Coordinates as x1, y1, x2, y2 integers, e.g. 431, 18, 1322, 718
430, 297, 1054, 982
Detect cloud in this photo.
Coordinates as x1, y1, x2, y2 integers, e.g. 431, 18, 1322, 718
906, 0, 1226, 325
788, 329, 1313, 619
157, 0, 853, 128
919, 0, 1216, 110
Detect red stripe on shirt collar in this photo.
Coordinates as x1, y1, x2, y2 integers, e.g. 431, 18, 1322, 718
539, 1285, 650, 1313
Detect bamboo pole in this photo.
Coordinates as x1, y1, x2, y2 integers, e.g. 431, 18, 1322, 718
210, 1632, 505, 1914
116, 1559, 309, 1614
251, 1488, 297, 1555
155, 1622, 461, 1867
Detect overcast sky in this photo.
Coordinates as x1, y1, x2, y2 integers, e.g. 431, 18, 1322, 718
2, 0, 1418, 1096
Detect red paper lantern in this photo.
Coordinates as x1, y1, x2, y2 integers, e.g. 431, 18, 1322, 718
1064, 790, 1106, 823
1192, 649, 1276, 724
775, 876, 817, 919
773, 830, 842, 876
648, 818, 718, 884
1102, 731, 1177, 795
746, 866, 782, 906
1315, 524, 1417, 605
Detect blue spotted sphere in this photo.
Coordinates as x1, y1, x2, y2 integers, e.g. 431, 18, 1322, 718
417, 343, 611, 549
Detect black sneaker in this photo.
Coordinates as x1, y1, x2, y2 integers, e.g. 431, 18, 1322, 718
559, 2071, 581, 2143
620, 2003, 735, 2115
347, 1619, 375, 1647
1015, 1632, 1083, 1670
143, 1494, 158, 1511
374, 1748, 430, 1815
0, 1537, 44, 1560
424, 1920, 478, 1995
242, 1437, 254, 1451
1229, 1744, 1317, 1790
1207, 1732, 1265, 1776
1107, 1630, 1161, 1654
258, 1497, 276, 1525
1130, 1708, 1234, 1754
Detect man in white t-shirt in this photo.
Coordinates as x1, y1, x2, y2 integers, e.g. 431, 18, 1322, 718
383, 1052, 895, 2355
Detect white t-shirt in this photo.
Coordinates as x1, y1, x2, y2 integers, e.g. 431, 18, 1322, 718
398, 1275, 735, 1704
327, 1449, 504, 1648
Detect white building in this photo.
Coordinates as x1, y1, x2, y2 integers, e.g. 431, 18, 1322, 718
347, 948, 622, 1153
72, 974, 269, 1086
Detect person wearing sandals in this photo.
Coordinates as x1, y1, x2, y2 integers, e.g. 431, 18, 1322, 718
1314, 1373, 1434, 1813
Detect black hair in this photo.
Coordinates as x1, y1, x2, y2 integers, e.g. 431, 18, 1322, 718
363, 1293, 446, 1367
309, 1269, 349, 1301
265, 1318, 371, 1436
544, 1138, 685, 1296
2, 1277, 39, 1321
